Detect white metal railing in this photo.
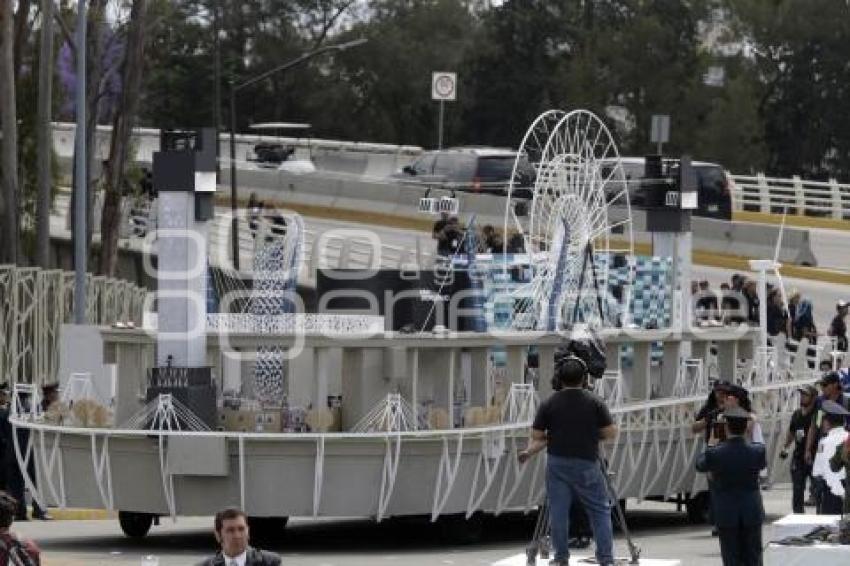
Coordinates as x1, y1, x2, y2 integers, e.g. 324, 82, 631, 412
8, 374, 807, 519
0, 266, 146, 387
730, 173, 850, 219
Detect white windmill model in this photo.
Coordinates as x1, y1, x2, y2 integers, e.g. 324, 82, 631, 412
503, 110, 634, 331
748, 209, 796, 383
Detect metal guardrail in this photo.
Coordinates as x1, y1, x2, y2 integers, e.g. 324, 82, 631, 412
730, 173, 850, 220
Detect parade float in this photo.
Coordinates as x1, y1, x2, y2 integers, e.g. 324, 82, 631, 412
5, 111, 811, 539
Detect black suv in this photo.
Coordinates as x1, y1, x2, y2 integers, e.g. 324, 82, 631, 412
604, 157, 733, 220
392, 147, 534, 197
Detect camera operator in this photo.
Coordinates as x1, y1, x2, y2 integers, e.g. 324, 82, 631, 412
696, 406, 766, 566
691, 380, 731, 535
518, 356, 618, 566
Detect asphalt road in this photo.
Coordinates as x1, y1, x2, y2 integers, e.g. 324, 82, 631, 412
16, 485, 800, 566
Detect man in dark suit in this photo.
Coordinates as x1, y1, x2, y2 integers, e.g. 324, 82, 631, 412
696, 405, 766, 566
197, 508, 281, 566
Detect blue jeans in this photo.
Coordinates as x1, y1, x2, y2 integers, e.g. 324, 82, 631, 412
546, 454, 614, 564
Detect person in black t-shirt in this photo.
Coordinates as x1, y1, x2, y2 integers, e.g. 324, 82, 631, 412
828, 300, 848, 352
779, 384, 817, 513
431, 212, 449, 240
518, 356, 617, 566
693, 381, 732, 442
436, 217, 463, 257
766, 289, 788, 341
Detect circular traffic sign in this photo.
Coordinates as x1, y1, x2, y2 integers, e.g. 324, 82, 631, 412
434, 75, 455, 98
432, 72, 457, 101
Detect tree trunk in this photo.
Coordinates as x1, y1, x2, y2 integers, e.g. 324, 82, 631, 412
35, 0, 54, 268
13, 0, 33, 83
99, 0, 149, 276
0, 0, 20, 265
85, 0, 106, 266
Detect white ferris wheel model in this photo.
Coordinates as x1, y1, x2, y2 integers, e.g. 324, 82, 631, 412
503, 109, 634, 331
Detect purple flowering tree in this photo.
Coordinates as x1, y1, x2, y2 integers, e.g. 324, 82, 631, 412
57, 24, 125, 121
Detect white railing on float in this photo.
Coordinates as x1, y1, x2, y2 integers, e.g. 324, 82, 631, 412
730, 173, 850, 219
8, 373, 809, 522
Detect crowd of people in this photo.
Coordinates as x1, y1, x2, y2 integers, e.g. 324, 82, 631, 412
512, 332, 850, 566
431, 214, 525, 257
693, 275, 849, 359
690, 368, 850, 565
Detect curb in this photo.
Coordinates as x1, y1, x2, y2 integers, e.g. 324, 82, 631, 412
38, 508, 114, 521
733, 210, 850, 232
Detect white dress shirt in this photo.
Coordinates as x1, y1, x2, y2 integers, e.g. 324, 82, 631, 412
222, 550, 247, 566
813, 426, 848, 497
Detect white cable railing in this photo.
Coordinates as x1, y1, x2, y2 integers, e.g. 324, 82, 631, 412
730, 173, 850, 219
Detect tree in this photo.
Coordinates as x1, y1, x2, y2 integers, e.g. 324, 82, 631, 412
727, 0, 850, 178
311, 0, 478, 147
99, 0, 150, 276
0, 0, 20, 264
36, 0, 56, 268
13, 0, 34, 83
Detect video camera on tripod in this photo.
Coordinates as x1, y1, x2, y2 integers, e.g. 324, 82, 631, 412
552, 329, 607, 392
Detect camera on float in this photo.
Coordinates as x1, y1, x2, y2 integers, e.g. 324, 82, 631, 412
551, 337, 607, 391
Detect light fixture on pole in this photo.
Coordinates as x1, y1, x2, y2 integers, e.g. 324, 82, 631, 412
227, 37, 367, 270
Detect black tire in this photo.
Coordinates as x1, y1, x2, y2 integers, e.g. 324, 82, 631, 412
686, 491, 711, 524
118, 511, 154, 539
247, 516, 288, 541
439, 512, 485, 545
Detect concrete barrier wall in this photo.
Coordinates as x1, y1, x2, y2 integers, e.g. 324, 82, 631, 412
219, 167, 508, 224
52, 122, 422, 176
616, 208, 818, 266
693, 216, 817, 266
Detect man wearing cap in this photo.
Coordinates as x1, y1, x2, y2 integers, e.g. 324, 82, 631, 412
805, 372, 850, 511
780, 384, 817, 513
812, 400, 849, 514
805, 372, 850, 464
693, 381, 731, 442
692, 381, 732, 534
829, 300, 848, 352
696, 405, 766, 566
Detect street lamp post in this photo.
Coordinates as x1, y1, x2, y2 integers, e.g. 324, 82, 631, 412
227, 38, 367, 270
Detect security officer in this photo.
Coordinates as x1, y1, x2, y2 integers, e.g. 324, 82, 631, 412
518, 355, 618, 566
696, 405, 766, 566
779, 384, 817, 513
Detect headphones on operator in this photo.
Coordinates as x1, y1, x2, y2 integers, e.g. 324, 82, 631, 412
552, 354, 589, 391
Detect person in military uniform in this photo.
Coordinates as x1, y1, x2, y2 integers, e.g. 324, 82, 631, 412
696, 405, 766, 566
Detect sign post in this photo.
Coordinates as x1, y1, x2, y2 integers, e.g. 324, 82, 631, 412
432, 72, 457, 149
650, 114, 670, 155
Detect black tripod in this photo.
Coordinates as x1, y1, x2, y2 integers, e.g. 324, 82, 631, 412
525, 458, 641, 565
